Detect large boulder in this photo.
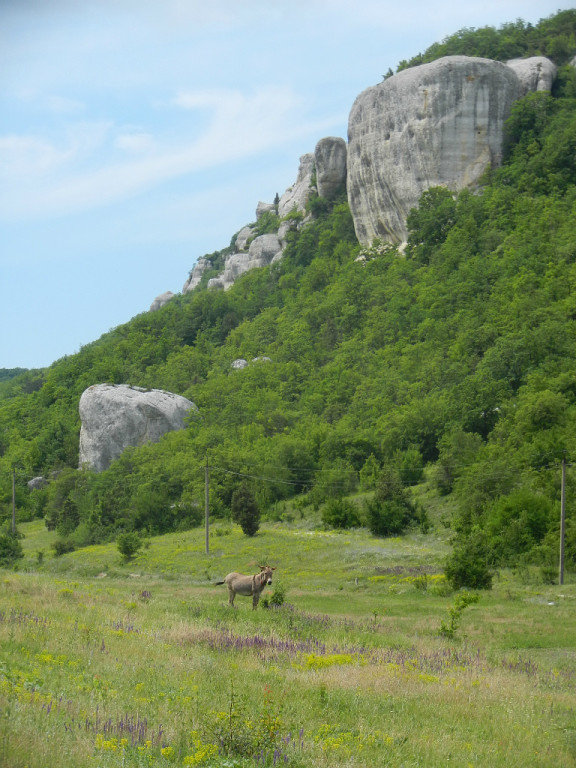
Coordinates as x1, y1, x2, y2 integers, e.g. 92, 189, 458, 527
315, 137, 347, 199
506, 56, 557, 96
79, 384, 196, 472
347, 56, 522, 244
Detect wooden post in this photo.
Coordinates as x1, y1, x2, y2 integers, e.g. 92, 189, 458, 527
559, 456, 566, 586
205, 456, 210, 555
11, 468, 16, 535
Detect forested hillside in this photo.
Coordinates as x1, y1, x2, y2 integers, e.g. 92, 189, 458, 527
2, 11, 576, 576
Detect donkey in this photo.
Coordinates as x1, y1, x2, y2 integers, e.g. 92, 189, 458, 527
216, 565, 276, 609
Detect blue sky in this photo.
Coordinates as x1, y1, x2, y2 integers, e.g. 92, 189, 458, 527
2, 0, 574, 369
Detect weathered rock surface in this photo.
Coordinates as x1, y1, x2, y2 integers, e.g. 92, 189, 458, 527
235, 226, 255, 251
278, 153, 316, 217
207, 234, 282, 290
79, 384, 196, 472
256, 201, 276, 219
28, 476, 47, 491
347, 56, 522, 244
231, 359, 248, 369
315, 137, 347, 199
506, 56, 557, 95
149, 291, 175, 312
183, 256, 210, 293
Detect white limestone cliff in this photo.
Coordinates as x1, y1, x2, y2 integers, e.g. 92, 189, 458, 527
347, 56, 522, 245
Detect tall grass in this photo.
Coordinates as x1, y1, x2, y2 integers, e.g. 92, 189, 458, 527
1, 520, 575, 767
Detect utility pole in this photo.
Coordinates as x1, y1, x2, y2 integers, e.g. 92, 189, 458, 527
559, 454, 566, 586
11, 468, 16, 535
205, 455, 210, 555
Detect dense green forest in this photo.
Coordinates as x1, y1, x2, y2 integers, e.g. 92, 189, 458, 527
1, 10, 576, 578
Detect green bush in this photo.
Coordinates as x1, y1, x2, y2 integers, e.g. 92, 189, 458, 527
444, 532, 493, 590
364, 467, 424, 537
117, 531, 143, 561
0, 533, 24, 567
321, 498, 360, 529
52, 538, 76, 557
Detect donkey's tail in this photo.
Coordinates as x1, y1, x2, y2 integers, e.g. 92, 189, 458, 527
215, 580, 225, 585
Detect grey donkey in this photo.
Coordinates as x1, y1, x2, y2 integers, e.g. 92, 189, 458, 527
216, 565, 276, 609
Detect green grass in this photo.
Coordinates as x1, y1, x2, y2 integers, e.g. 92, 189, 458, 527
2, 519, 576, 767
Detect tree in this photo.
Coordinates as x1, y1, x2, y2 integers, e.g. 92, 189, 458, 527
231, 485, 260, 537
444, 531, 493, 590
0, 533, 24, 567
117, 531, 142, 561
365, 467, 424, 537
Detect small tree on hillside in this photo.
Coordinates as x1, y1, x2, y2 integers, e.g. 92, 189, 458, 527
117, 531, 142, 562
0, 532, 24, 567
365, 466, 426, 536
231, 484, 260, 537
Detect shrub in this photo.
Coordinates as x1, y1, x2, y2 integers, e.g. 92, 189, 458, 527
321, 498, 360, 529
231, 485, 260, 537
0, 533, 24, 567
439, 591, 480, 638
364, 466, 425, 537
263, 581, 287, 608
52, 538, 76, 557
117, 531, 143, 561
444, 532, 493, 590
395, 446, 424, 486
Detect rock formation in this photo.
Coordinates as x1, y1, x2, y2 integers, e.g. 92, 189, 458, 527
506, 56, 557, 96
183, 256, 210, 293
207, 234, 282, 291
177, 53, 559, 293
235, 226, 255, 251
347, 56, 522, 244
149, 291, 175, 312
256, 201, 276, 218
315, 137, 347, 199
79, 384, 196, 472
278, 153, 316, 217
27, 476, 47, 491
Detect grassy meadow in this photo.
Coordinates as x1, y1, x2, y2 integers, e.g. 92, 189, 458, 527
1, 519, 575, 768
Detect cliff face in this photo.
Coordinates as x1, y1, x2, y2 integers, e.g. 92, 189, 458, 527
347, 56, 521, 244
175, 54, 558, 298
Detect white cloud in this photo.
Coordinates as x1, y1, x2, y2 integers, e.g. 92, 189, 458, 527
114, 132, 156, 154
0, 87, 340, 222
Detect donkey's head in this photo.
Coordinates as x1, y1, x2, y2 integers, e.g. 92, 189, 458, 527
259, 565, 276, 585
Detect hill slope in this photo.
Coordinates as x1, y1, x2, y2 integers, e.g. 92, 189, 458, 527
1, 11, 576, 573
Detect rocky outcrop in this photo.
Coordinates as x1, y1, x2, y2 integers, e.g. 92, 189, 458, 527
79, 384, 196, 472
207, 234, 282, 291
28, 476, 47, 491
315, 137, 347, 199
149, 291, 175, 312
183, 256, 210, 293
278, 153, 316, 217
506, 56, 557, 95
256, 201, 276, 219
347, 56, 523, 244
235, 226, 255, 251
231, 356, 271, 370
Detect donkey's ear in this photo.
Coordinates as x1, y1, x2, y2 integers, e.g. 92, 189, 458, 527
272, 567, 276, 571
259, 565, 265, 570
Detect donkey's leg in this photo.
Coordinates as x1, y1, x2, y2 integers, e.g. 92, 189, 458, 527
228, 587, 236, 607
252, 592, 260, 610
